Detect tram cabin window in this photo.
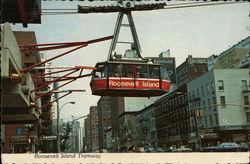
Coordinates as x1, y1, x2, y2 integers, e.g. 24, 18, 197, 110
136, 65, 148, 78
101, 67, 108, 77
109, 64, 121, 77
95, 64, 106, 78
122, 64, 133, 78
149, 65, 159, 79
160, 66, 169, 80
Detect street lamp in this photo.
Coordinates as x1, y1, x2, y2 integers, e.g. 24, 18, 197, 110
57, 101, 75, 153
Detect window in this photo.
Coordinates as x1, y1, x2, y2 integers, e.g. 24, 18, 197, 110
246, 112, 250, 123
214, 113, 218, 125
204, 116, 207, 127
242, 80, 248, 90
244, 96, 249, 105
121, 64, 133, 78
201, 86, 204, 96
211, 81, 215, 93
244, 96, 249, 110
213, 97, 216, 105
220, 96, 226, 107
160, 66, 169, 80
95, 64, 107, 77
149, 65, 159, 79
196, 88, 200, 97
210, 115, 213, 126
203, 100, 206, 111
136, 65, 148, 78
16, 128, 23, 136
208, 98, 210, 110
109, 64, 121, 77
218, 80, 224, 91
206, 84, 210, 93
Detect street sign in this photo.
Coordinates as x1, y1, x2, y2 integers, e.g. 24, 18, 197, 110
42, 136, 57, 140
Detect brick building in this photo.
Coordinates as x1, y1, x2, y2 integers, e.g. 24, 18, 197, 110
97, 96, 112, 150
154, 55, 208, 149
1, 25, 53, 153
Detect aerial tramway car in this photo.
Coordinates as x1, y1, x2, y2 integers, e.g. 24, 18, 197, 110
90, 60, 170, 97
89, 2, 171, 97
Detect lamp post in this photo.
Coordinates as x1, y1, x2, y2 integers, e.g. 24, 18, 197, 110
57, 101, 75, 153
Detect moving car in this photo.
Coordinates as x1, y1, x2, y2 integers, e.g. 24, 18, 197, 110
203, 142, 249, 152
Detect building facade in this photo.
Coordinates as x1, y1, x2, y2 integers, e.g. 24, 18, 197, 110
84, 115, 91, 152
89, 106, 99, 152
176, 55, 208, 87
152, 55, 208, 149
136, 104, 157, 148
187, 69, 250, 150
97, 96, 112, 150
1, 25, 53, 153
155, 86, 189, 149
110, 97, 124, 150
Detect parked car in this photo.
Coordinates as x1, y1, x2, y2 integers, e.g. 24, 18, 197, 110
172, 146, 192, 152
203, 142, 249, 152
145, 147, 157, 152
155, 148, 165, 152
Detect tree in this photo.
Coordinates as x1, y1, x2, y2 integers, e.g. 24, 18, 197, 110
119, 119, 135, 150
60, 122, 72, 152
119, 119, 149, 151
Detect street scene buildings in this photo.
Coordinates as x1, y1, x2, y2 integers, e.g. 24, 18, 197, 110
83, 36, 250, 152
1, 1, 249, 154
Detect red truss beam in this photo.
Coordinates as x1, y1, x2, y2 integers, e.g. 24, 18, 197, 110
36, 89, 86, 95
31, 68, 79, 93
19, 35, 114, 52
34, 67, 87, 100
34, 73, 92, 79
21, 44, 87, 73
32, 66, 95, 78
20, 35, 113, 73
35, 73, 92, 86
35, 78, 76, 101
32, 68, 76, 78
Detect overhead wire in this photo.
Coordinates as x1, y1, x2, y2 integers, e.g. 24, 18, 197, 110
40, 1, 247, 15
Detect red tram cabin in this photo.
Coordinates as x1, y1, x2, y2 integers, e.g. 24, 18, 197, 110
90, 61, 171, 97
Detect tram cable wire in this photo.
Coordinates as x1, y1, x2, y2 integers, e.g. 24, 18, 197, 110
40, 1, 247, 15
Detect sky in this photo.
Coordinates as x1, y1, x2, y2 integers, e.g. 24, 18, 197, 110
11, 1, 249, 123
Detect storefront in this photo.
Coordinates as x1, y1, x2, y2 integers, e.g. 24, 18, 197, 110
11, 136, 38, 153
218, 125, 250, 144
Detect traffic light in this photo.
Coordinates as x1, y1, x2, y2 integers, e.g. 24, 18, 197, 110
196, 110, 203, 117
